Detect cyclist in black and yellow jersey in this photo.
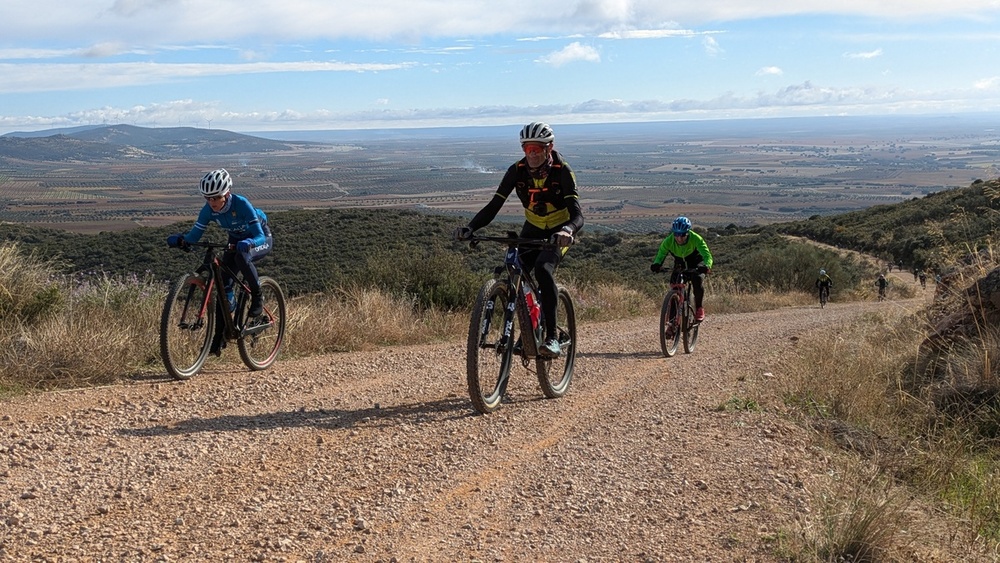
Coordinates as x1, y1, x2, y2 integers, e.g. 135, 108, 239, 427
816, 269, 833, 302
454, 122, 584, 358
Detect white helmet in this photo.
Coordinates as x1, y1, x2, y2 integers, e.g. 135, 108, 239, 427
519, 122, 555, 144
819, 269, 826, 276
200, 168, 232, 198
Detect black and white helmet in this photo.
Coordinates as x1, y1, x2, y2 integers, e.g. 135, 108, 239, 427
519, 122, 555, 145
199, 168, 232, 198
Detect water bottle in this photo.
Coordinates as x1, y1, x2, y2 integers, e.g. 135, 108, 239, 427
226, 288, 236, 312
523, 285, 540, 330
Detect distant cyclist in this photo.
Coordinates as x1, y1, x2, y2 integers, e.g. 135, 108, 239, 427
816, 269, 833, 303
650, 216, 714, 322
453, 122, 584, 358
167, 168, 273, 354
919, 271, 927, 289
875, 273, 889, 300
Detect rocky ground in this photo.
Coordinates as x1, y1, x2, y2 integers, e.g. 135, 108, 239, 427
0, 280, 978, 562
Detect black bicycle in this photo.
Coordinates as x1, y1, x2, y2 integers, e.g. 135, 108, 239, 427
658, 266, 706, 357
819, 286, 830, 308
160, 241, 287, 380
463, 233, 577, 414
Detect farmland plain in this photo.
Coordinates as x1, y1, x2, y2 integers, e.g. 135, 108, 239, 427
1, 114, 998, 234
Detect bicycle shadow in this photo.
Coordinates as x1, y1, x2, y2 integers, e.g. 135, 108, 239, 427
116, 396, 471, 438
576, 350, 662, 360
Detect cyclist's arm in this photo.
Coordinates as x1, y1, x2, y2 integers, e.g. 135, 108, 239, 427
468, 166, 517, 231
557, 163, 584, 236
690, 232, 713, 269
653, 235, 678, 266
182, 204, 214, 244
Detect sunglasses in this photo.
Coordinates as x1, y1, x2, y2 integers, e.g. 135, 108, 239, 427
205, 194, 226, 202
522, 143, 548, 155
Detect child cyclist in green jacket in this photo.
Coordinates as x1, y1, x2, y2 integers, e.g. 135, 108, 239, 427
650, 216, 714, 322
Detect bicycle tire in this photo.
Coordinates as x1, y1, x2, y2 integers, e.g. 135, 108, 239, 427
237, 276, 287, 371
537, 285, 576, 399
466, 278, 515, 414
160, 273, 214, 380
820, 289, 827, 308
683, 299, 700, 354
659, 291, 682, 357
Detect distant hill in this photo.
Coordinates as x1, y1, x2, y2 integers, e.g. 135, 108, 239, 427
0, 124, 311, 161
763, 178, 1000, 272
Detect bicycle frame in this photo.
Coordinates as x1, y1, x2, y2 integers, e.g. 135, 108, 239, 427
474, 236, 547, 359
185, 242, 271, 341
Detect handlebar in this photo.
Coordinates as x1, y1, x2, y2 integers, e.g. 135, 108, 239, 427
466, 231, 564, 250
655, 265, 710, 275
171, 240, 234, 252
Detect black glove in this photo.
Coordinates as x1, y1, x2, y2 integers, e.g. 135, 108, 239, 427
551, 230, 574, 248
454, 226, 473, 241
650, 262, 662, 273
167, 234, 189, 249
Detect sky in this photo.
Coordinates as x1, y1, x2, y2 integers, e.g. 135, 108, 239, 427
2, 0, 1000, 135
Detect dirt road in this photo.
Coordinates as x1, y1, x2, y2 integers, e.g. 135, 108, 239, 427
0, 292, 943, 561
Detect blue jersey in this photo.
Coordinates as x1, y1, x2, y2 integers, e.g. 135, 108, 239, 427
182, 194, 268, 246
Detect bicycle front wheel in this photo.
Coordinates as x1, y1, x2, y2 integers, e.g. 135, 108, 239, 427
466, 278, 515, 414
237, 276, 287, 371
659, 292, 682, 357
683, 299, 700, 354
537, 286, 576, 399
160, 273, 214, 380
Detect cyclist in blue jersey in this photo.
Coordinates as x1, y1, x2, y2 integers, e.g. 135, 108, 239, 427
167, 169, 273, 352
650, 216, 713, 322
453, 122, 584, 358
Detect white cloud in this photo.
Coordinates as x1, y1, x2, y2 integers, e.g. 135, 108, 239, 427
537, 42, 601, 67
703, 36, 723, 56
756, 66, 784, 76
5, 79, 1000, 133
7, 1, 1000, 46
975, 77, 1000, 90
0, 60, 416, 94
598, 29, 699, 39
845, 48, 883, 59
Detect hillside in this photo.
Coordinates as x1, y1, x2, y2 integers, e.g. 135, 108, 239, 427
766, 178, 1000, 272
0, 124, 306, 160
0, 206, 875, 304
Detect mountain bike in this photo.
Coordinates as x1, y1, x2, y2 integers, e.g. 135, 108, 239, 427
877, 285, 887, 302
658, 266, 707, 358
463, 233, 577, 414
160, 241, 287, 380
819, 286, 830, 308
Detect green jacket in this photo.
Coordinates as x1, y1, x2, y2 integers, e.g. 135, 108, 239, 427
653, 231, 713, 268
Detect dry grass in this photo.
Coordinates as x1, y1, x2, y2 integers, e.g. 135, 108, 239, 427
284, 285, 466, 355
773, 271, 1000, 559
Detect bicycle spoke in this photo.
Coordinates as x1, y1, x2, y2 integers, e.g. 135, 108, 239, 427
160, 274, 213, 379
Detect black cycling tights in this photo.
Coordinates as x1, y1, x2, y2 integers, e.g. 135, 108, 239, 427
521, 248, 561, 340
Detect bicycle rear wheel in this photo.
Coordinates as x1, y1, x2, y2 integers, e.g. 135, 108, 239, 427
237, 276, 287, 371
659, 292, 682, 357
160, 273, 214, 380
683, 299, 700, 354
467, 278, 515, 414
537, 286, 576, 399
